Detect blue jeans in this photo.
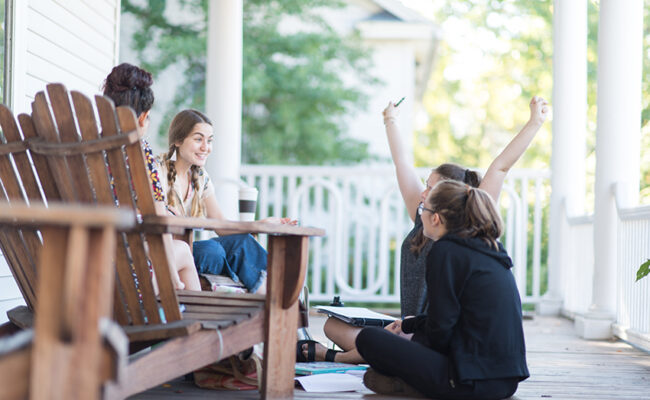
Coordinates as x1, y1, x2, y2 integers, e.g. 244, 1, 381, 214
192, 234, 267, 293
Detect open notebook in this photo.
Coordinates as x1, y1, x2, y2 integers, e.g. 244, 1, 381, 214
314, 306, 397, 327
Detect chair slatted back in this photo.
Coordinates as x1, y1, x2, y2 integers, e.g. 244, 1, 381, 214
0, 83, 182, 326
0, 108, 45, 310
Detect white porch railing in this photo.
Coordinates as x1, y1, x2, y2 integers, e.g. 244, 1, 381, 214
559, 190, 650, 350
613, 203, 650, 349
241, 165, 550, 305
560, 208, 594, 317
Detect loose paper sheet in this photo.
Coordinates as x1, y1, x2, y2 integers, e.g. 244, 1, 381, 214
295, 372, 367, 392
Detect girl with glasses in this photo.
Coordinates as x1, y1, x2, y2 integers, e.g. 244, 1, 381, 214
356, 180, 528, 399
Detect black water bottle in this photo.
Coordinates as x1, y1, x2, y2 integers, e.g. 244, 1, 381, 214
330, 296, 344, 307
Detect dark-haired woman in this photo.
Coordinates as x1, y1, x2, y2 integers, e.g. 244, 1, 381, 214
157, 109, 295, 294
298, 97, 548, 364
103, 63, 202, 291
356, 180, 529, 399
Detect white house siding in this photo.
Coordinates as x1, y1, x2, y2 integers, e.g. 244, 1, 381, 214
13, 0, 120, 114
0, 0, 120, 324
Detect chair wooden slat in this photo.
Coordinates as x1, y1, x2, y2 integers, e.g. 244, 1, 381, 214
181, 304, 261, 315
73, 92, 161, 324
31, 92, 79, 202
113, 280, 131, 326
62, 225, 89, 339
112, 238, 146, 326
121, 320, 202, 343
46, 84, 94, 203
0, 108, 42, 202
94, 96, 156, 325
0, 107, 44, 311
0, 142, 40, 310
0, 233, 36, 309
123, 232, 162, 324
94, 96, 135, 209
177, 296, 267, 307
69, 91, 114, 206
16, 114, 61, 201
115, 106, 181, 323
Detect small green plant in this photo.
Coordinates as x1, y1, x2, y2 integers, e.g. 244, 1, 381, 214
636, 259, 650, 282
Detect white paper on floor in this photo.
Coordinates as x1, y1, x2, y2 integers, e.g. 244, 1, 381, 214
295, 372, 367, 392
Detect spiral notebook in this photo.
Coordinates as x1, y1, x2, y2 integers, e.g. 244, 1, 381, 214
295, 361, 367, 376
314, 306, 397, 327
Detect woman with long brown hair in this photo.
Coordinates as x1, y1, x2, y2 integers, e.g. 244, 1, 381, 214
157, 109, 294, 294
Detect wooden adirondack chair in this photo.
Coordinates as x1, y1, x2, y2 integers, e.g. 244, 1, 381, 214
0, 203, 133, 400
0, 83, 324, 399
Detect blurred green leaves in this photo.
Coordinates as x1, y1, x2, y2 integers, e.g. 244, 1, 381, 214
122, 0, 376, 165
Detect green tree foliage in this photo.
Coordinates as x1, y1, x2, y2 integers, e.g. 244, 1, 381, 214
416, 0, 648, 204
122, 0, 376, 165
414, 0, 554, 171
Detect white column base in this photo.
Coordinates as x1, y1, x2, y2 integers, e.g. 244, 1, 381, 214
537, 296, 563, 316
574, 312, 614, 339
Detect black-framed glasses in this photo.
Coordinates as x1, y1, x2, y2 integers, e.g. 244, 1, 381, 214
417, 203, 435, 216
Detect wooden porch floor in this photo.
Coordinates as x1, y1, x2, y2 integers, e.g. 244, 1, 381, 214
130, 315, 650, 399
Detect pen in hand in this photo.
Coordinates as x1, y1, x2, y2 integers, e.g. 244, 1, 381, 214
394, 97, 405, 107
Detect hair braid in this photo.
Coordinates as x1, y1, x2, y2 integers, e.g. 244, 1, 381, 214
189, 165, 204, 217
164, 148, 177, 209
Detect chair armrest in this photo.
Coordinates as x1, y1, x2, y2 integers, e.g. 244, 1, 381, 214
0, 202, 135, 230
141, 215, 325, 237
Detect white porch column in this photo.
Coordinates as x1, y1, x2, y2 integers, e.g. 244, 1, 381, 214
575, 0, 643, 339
205, 0, 243, 220
542, 0, 587, 315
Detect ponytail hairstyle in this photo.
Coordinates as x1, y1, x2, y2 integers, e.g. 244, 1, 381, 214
162, 109, 213, 217
103, 63, 154, 116
425, 180, 503, 249
410, 163, 483, 255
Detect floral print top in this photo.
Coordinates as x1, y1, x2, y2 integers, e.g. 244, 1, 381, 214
143, 139, 165, 202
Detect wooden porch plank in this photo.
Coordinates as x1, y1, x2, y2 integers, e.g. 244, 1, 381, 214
130, 315, 650, 400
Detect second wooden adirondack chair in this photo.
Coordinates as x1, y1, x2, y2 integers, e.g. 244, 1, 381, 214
0, 83, 324, 399
0, 203, 134, 400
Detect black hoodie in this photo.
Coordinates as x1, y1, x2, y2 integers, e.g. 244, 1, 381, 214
401, 234, 530, 384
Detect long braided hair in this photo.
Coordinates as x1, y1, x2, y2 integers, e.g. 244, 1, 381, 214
162, 109, 213, 217
410, 163, 482, 255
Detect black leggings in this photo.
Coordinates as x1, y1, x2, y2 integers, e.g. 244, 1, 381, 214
356, 327, 519, 400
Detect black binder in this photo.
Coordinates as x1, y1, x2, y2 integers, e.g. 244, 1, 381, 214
314, 306, 397, 327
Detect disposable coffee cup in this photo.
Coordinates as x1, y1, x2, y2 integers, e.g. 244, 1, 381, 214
238, 187, 258, 221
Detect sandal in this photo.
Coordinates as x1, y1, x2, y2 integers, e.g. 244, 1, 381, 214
296, 339, 319, 362
325, 348, 343, 362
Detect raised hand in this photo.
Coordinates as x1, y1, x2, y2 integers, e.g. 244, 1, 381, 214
529, 96, 549, 125
382, 101, 399, 124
